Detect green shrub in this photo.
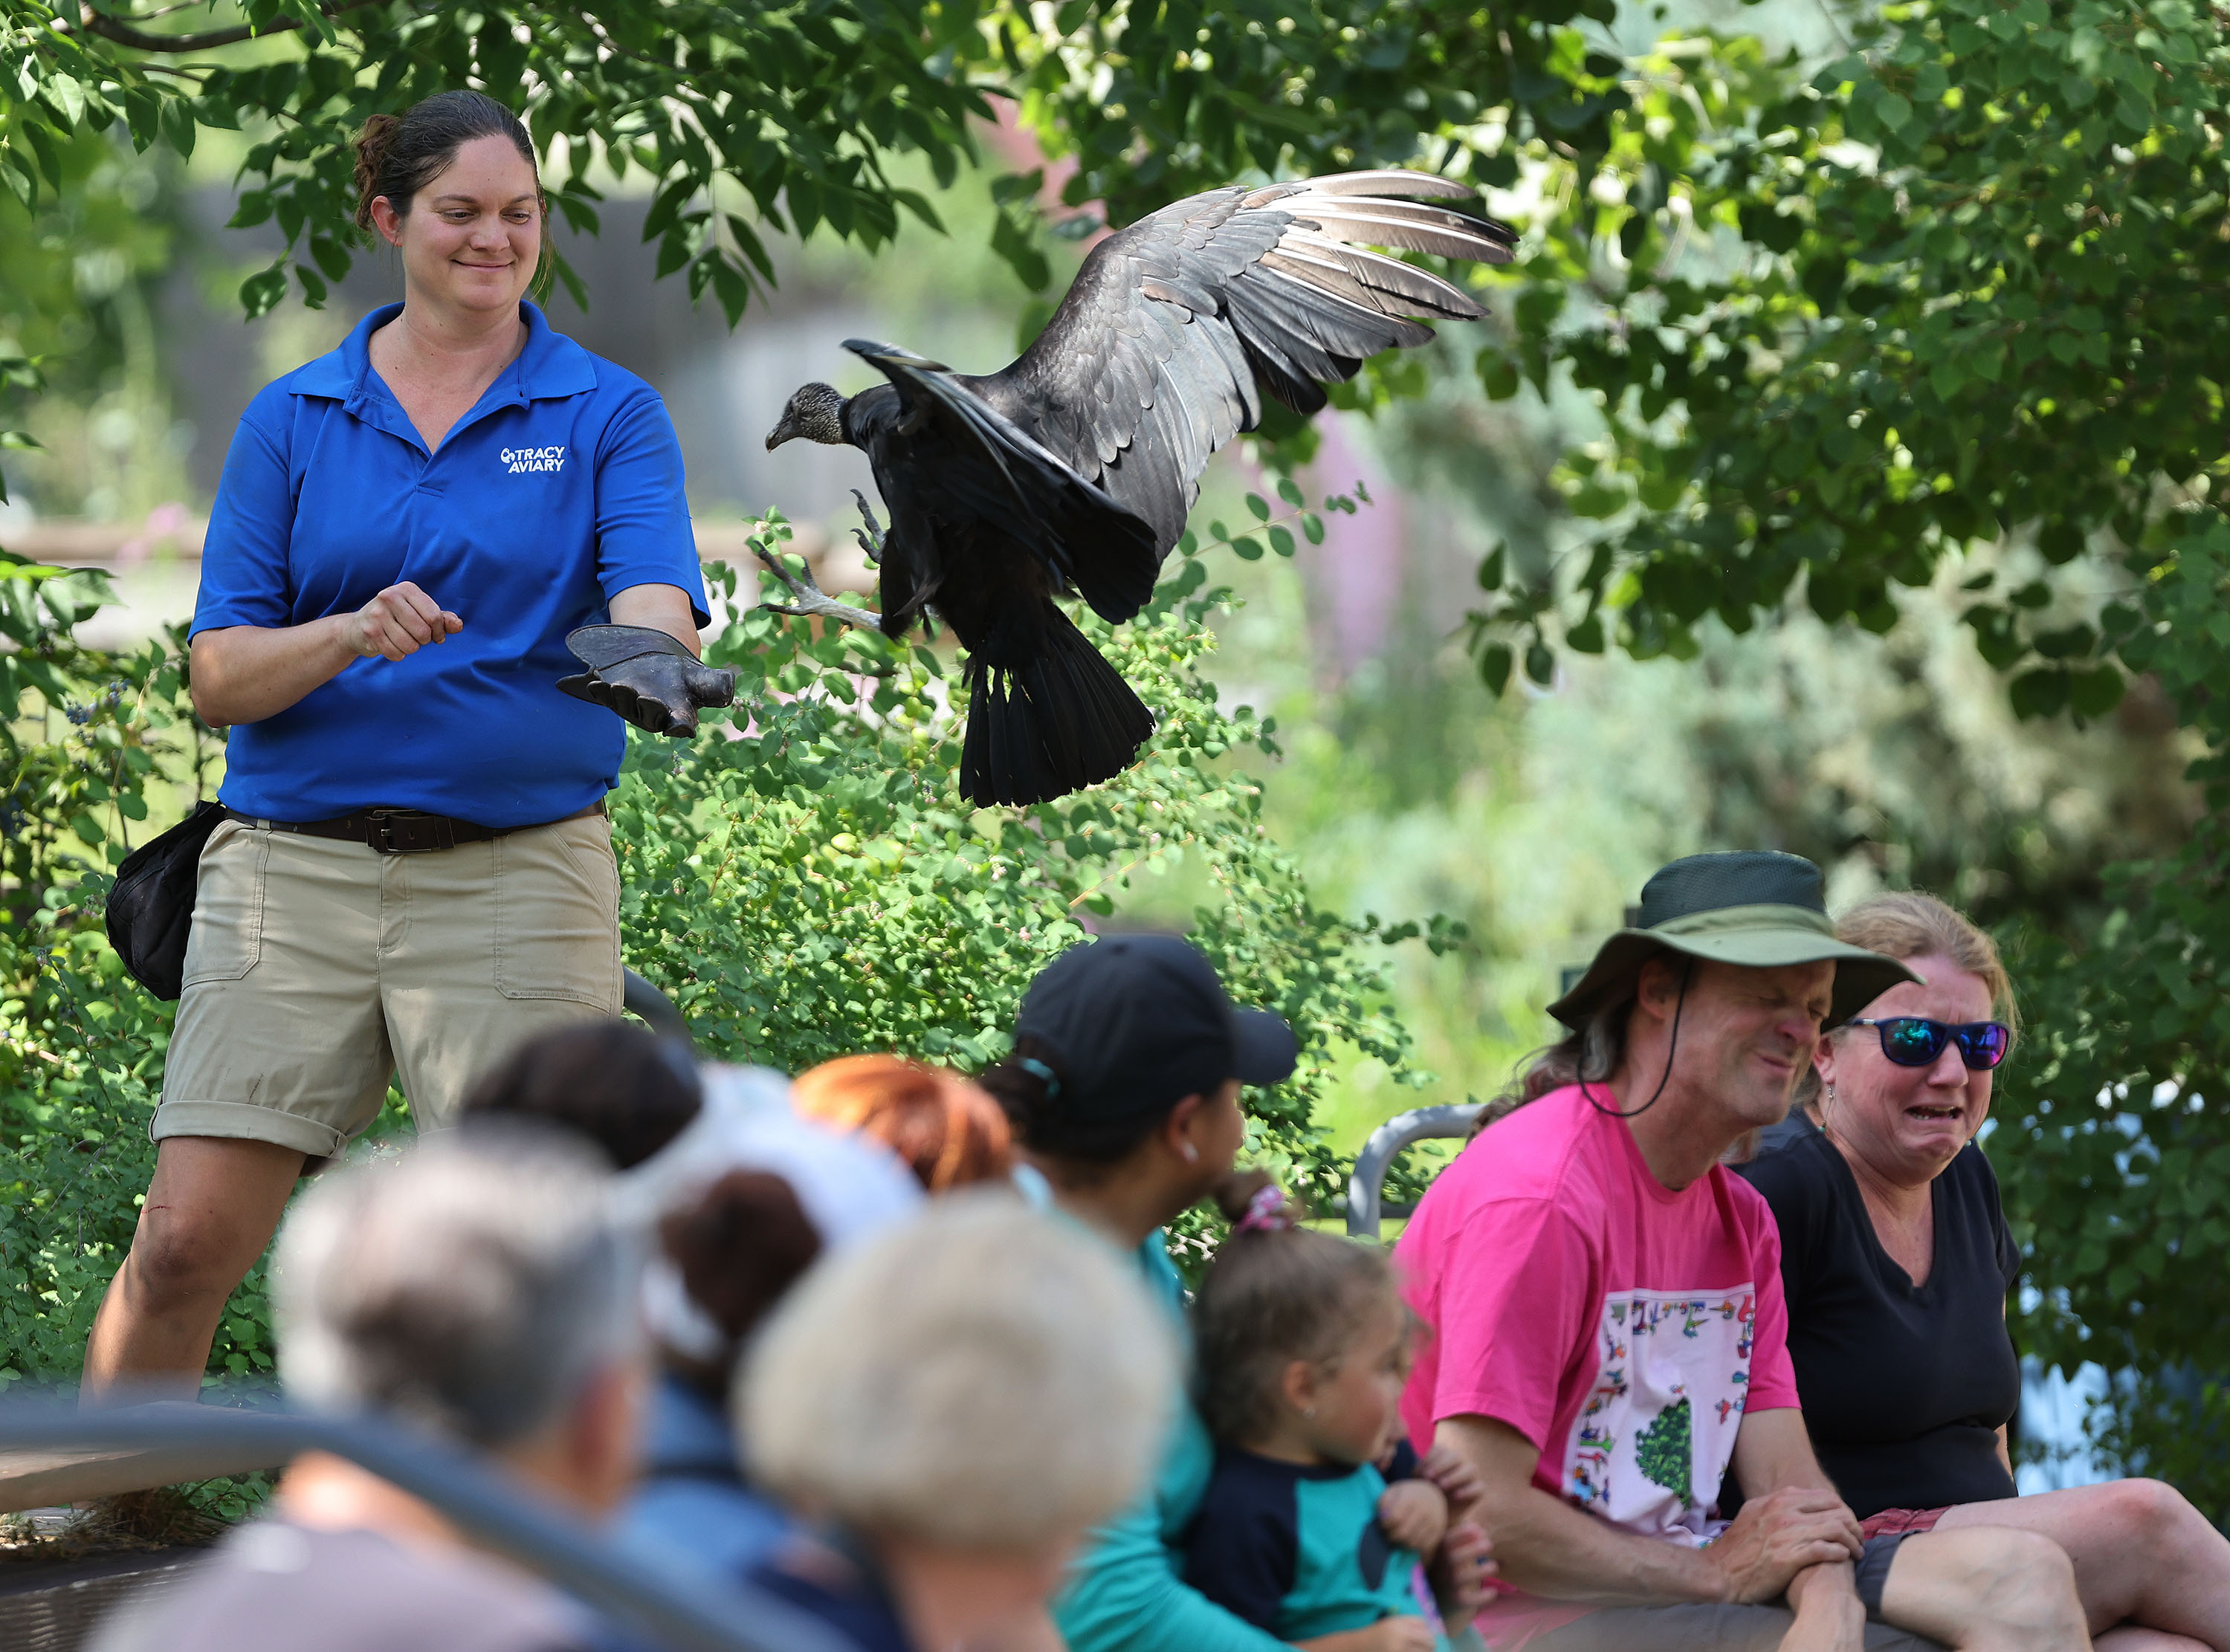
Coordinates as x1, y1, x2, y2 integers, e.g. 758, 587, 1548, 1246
0, 552, 230, 1385
1, 519, 1441, 1383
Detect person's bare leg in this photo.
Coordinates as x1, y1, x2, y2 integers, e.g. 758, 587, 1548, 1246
2095, 1631, 2211, 1652
1937, 1480, 2230, 1649
1877, 1524, 2090, 1651
81, 1136, 307, 1405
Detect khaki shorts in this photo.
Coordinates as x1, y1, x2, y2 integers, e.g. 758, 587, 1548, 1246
154, 812, 622, 1158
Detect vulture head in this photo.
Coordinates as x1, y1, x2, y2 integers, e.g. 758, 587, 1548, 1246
766, 382, 849, 450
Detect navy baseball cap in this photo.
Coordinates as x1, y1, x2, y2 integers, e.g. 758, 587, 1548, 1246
1015, 936, 1297, 1120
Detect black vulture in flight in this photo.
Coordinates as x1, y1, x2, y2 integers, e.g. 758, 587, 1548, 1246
765, 170, 1516, 809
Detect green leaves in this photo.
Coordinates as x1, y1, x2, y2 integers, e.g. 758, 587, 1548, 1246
1476, 0, 2229, 737
0, 352, 42, 508
4, 0, 995, 325
614, 516, 1430, 1244
1, 569, 236, 1390
989, 201, 1053, 294
1192, 482, 1350, 566
1004, 0, 1631, 242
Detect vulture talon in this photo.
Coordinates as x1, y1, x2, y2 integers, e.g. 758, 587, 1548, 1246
850, 489, 887, 565
753, 543, 882, 631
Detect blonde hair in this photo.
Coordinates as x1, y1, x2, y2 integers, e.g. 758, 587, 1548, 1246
740, 1192, 1177, 1550
1833, 890, 2018, 1038
792, 1055, 1013, 1192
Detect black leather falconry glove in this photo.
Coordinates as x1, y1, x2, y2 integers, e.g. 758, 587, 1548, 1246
557, 624, 737, 737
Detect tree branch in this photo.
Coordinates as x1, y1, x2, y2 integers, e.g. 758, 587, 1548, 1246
74, 0, 387, 53
753, 544, 882, 631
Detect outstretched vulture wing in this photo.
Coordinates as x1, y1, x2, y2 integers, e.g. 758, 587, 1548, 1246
966, 172, 1517, 558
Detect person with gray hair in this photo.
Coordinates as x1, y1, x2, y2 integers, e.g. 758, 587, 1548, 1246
94, 1128, 647, 1652
738, 1193, 1180, 1652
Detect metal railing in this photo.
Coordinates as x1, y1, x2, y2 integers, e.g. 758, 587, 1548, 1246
1344, 1102, 1484, 1239
623, 968, 693, 1049
0, 1404, 853, 1652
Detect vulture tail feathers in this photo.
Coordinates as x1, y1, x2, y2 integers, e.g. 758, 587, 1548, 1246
959, 604, 1154, 808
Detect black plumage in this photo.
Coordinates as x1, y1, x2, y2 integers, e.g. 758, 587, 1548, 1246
766, 171, 1517, 808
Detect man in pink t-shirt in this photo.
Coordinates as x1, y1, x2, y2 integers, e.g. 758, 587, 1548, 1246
1397, 852, 2095, 1652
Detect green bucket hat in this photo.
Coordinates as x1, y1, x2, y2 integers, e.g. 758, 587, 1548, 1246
1548, 851, 1921, 1033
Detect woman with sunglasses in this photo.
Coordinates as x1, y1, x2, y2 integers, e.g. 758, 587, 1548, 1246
1739, 891, 2230, 1651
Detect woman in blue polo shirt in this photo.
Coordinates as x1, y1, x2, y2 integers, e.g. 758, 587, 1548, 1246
82, 90, 717, 1400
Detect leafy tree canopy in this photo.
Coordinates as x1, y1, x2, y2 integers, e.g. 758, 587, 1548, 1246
1, 0, 1623, 324
1490, 0, 2227, 721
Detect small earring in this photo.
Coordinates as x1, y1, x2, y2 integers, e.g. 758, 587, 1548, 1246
1302, 1408, 1316, 1419
1823, 1083, 1836, 1110
1180, 1142, 1198, 1164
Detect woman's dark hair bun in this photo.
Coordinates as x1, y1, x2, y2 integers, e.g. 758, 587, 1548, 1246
351, 90, 537, 235
457, 1017, 700, 1170
980, 1036, 1172, 1167
352, 113, 404, 230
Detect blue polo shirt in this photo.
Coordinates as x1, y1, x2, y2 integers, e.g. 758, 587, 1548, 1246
193, 300, 711, 828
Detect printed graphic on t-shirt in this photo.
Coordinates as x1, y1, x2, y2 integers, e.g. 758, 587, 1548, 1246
1560, 1286, 1758, 1546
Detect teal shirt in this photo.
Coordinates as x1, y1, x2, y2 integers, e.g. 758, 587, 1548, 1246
1052, 1234, 1293, 1652
1183, 1448, 1437, 1644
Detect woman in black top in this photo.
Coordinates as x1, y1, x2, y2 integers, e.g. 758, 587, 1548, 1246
1741, 893, 2230, 1650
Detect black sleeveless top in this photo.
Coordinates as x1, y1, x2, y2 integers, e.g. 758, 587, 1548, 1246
1736, 1122, 2021, 1518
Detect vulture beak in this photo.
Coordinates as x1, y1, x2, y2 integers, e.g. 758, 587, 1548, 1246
765, 415, 795, 452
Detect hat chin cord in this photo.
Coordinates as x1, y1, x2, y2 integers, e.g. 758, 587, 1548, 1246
1580, 957, 1693, 1121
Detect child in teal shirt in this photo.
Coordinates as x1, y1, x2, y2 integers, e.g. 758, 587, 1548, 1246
1183, 1182, 1487, 1652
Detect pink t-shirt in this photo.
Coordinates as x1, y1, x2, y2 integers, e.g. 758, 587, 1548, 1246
1396, 1083, 1798, 1551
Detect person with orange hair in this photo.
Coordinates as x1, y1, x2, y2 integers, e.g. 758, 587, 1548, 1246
791, 1055, 1015, 1193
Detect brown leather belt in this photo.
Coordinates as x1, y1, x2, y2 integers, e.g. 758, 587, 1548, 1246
222, 800, 605, 856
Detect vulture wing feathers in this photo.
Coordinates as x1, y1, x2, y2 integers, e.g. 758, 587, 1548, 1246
966, 172, 1517, 557
841, 342, 1161, 625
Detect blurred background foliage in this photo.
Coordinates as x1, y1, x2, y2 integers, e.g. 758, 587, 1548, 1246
7, 0, 2230, 1519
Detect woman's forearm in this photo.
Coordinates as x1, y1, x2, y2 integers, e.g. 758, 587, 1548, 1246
607, 581, 702, 655
190, 616, 362, 728
190, 580, 464, 728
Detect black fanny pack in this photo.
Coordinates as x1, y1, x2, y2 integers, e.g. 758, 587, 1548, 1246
105, 800, 225, 1001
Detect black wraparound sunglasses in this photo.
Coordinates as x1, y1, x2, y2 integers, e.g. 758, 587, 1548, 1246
1847, 1017, 2011, 1070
